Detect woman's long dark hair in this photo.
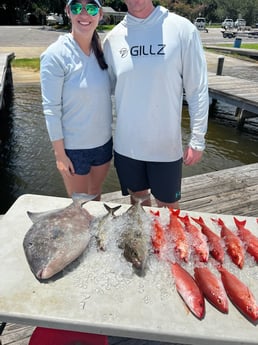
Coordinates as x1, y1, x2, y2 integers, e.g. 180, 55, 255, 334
92, 30, 108, 70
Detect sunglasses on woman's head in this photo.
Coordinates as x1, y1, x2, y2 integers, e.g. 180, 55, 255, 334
70, 3, 99, 16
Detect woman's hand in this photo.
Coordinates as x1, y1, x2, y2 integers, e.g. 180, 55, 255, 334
56, 154, 75, 177
52, 139, 75, 176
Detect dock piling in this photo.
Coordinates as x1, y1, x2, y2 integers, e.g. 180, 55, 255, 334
209, 56, 225, 116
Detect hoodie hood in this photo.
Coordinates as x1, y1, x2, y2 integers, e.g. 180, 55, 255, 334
122, 6, 169, 28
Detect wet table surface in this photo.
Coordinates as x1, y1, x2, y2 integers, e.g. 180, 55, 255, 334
0, 194, 257, 345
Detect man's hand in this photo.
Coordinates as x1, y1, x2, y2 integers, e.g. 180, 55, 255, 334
183, 146, 203, 166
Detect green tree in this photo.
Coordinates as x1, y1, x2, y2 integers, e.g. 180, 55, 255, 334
0, 0, 257, 26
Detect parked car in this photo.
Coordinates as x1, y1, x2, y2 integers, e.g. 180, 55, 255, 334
234, 18, 246, 29
221, 18, 234, 29
194, 17, 208, 32
46, 13, 63, 25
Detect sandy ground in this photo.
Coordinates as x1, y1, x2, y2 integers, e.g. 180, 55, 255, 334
12, 67, 40, 83
1, 47, 44, 84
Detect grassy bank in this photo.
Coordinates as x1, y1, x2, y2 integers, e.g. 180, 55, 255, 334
12, 58, 40, 71
11, 41, 258, 71
220, 43, 258, 49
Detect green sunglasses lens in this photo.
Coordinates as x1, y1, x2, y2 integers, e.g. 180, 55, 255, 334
70, 3, 99, 16
70, 3, 83, 15
85, 4, 99, 16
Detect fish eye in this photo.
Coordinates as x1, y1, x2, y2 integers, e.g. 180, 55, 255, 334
217, 298, 222, 304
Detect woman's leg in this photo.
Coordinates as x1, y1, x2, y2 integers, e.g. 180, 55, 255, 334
61, 161, 111, 200
87, 161, 111, 200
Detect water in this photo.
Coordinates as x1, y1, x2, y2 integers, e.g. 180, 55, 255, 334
0, 82, 257, 214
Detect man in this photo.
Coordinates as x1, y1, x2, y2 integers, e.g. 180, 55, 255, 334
103, 0, 209, 207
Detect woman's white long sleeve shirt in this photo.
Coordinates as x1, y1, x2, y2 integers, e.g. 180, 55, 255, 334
41, 33, 112, 149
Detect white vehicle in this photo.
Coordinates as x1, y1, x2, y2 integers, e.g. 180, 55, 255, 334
234, 19, 246, 29
221, 18, 234, 29
46, 13, 63, 25
194, 17, 208, 32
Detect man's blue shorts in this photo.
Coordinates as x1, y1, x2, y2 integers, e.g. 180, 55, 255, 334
65, 138, 113, 175
114, 152, 182, 203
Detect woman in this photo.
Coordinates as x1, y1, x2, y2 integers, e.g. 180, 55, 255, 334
40, 0, 112, 200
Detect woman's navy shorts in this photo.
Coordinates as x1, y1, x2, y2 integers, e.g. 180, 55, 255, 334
114, 151, 182, 203
65, 138, 113, 175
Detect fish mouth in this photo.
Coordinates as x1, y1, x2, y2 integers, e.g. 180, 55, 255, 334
36, 268, 44, 279
132, 259, 147, 277
133, 265, 146, 277
36, 268, 52, 280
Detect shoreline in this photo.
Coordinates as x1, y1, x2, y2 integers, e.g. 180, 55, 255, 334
12, 67, 40, 84
10, 50, 257, 85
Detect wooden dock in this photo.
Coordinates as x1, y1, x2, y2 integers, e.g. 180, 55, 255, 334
103, 162, 258, 217
0, 53, 15, 110
208, 71, 258, 128
1, 162, 258, 345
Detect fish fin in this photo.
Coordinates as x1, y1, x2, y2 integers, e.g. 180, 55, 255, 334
127, 189, 151, 204
233, 216, 246, 228
27, 209, 62, 223
27, 210, 44, 223
103, 203, 121, 215
71, 193, 97, 206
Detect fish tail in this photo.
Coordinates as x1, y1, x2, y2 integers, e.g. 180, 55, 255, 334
169, 208, 180, 217
103, 203, 121, 215
127, 189, 151, 204
233, 216, 246, 229
150, 210, 160, 217
191, 216, 205, 226
71, 193, 98, 206
178, 214, 189, 223
211, 217, 224, 227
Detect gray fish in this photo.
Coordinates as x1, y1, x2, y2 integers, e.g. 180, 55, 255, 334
118, 190, 151, 276
95, 203, 121, 251
23, 193, 96, 280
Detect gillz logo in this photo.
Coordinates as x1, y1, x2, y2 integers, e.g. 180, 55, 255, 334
130, 44, 166, 56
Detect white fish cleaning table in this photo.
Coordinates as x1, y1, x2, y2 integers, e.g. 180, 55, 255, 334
0, 194, 257, 345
